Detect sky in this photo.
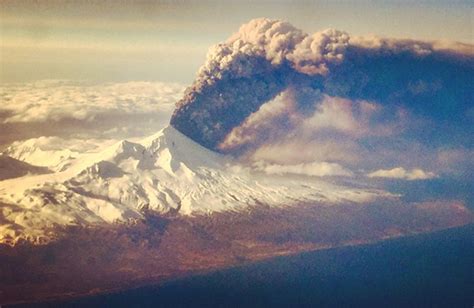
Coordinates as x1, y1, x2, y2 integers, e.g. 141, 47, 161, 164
1, 0, 472, 83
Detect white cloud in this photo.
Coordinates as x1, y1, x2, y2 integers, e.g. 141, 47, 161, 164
251, 138, 362, 166
0, 80, 185, 148
220, 91, 398, 155
367, 167, 436, 180
255, 161, 353, 177
0, 81, 184, 123
302, 96, 379, 136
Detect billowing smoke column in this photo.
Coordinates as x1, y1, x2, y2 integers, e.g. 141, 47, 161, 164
170, 18, 473, 153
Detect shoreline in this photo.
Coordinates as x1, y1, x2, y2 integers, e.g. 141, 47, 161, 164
6, 222, 473, 307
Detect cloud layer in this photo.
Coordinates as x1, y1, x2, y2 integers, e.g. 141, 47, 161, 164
255, 161, 353, 177
1, 80, 183, 123
0, 81, 185, 149
367, 167, 436, 181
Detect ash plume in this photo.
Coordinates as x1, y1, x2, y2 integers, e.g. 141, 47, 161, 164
170, 18, 473, 154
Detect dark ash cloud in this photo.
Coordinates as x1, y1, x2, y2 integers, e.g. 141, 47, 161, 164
170, 18, 473, 155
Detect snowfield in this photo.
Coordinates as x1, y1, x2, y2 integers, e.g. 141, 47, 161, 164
0, 126, 388, 245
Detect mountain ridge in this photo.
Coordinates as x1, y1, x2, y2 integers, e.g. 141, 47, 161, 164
0, 126, 387, 245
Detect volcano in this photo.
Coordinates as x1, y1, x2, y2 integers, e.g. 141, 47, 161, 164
0, 126, 384, 245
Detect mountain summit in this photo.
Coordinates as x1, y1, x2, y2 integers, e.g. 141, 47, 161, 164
0, 126, 383, 245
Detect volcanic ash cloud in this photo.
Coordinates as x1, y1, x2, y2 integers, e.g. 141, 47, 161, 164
170, 18, 473, 155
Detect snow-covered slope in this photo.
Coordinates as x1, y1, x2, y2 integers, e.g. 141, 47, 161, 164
0, 126, 387, 245
3, 137, 117, 172
0, 155, 50, 180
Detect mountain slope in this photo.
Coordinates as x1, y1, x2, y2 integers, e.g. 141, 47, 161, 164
0, 155, 50, 180
3, 137, 116, 172
0, 126, 386, 245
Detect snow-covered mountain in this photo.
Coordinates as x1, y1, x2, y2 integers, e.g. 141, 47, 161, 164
0, 155, 50, 180
3, 136, 118, 172
0, 126, 387, 245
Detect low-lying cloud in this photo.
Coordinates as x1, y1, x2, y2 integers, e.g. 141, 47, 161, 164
255, 161, 353, 177
0, 80, 185, 149
368, 167, 436, 181
1, 80, 183, 123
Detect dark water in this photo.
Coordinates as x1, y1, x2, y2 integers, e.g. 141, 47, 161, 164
384, 177, 474, 210
26, 224, 474, 308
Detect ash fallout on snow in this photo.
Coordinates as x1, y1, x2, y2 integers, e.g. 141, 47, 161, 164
170, 18, 473, 154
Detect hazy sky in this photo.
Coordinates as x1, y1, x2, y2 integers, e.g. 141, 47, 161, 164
1, 0, 472, 83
